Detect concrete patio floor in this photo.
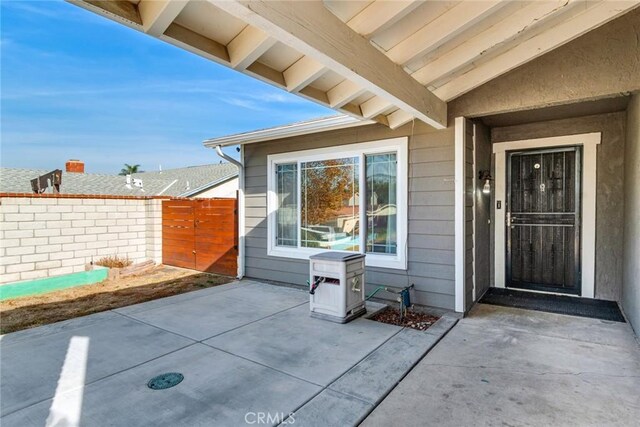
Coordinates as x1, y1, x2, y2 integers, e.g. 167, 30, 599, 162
363, 303, 640, 427
0, 280, 454, 426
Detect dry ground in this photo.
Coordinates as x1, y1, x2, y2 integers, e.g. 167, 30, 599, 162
0, 266, 233, 334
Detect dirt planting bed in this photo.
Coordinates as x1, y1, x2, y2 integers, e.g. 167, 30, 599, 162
371, 307, 440, 331
0, 266, 233, 334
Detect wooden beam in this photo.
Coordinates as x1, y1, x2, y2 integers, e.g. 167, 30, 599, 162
298, 85, 381, 124
67, 0, 142, 26
282, 56, 326, 92
434, 1, 640, 101
298, 85, 329, 104
209, 0, 447, 129
162, 23, 230, 63
162, 23, 368, 123
138, 0, 188, 36
360, 96, 393, 119
346, 0, 422, 38
411, 0, 579, 86
386, 0, 505, 66
327, 80, 366, 108
246, 61, 285, 87
341, 102, 371, 121
386, 109, 414, 130
228, 25, 277, 70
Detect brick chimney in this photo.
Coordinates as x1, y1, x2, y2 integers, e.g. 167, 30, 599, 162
65, 159, 84, 173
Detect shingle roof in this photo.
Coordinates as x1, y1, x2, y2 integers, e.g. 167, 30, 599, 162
0, 163, 238, 197
134, 163, 238, 197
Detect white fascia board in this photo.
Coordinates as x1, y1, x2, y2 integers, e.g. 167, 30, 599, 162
202, 115, 374, 147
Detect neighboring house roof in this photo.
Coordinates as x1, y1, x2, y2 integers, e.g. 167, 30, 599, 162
0, 163, 238, 197
134, 163, 238, 196
203, 115, 372, 147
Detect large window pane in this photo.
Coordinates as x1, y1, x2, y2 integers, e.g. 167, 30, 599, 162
276, 163, 297, 247
301, 157, 359, 251
366, 153, 397, 254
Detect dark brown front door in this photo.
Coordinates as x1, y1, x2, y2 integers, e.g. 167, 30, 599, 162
506, 147, 581, 295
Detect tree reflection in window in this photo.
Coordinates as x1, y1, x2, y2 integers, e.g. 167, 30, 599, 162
276, 163, 297, 247
300, 157, 360, 250
366, 153, 397, 254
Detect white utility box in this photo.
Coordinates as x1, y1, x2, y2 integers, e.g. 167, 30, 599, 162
309, 252, 366, 323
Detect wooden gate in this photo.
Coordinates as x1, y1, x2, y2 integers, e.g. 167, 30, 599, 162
162, 198, 238, 276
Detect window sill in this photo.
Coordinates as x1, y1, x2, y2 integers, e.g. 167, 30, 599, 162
267, 247, 407, 271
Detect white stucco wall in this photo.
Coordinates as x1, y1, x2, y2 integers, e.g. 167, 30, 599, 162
623, 93, 640, 333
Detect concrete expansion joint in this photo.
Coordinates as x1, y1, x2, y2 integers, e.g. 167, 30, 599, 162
422, 362, 640, 379
113, 310, 197, 342
108, 303, 333, 392
114, 299, 309, 344
458, 322, 638, 351
205, 342, 326, 388
196, 301, 309, 342
325, 386, 376, 406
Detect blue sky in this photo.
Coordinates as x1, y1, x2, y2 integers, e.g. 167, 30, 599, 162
1, 0, 331, 174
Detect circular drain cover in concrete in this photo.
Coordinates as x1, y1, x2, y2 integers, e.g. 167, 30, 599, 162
147, 373, 184, 390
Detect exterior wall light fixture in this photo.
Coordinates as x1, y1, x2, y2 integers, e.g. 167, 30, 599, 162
479, 170, 492, 194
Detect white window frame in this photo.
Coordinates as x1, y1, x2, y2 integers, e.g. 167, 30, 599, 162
267, 137, 408, 270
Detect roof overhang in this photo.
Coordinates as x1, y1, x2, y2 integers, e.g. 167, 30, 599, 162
203, 115, 373, 147
68, 1, 640, 130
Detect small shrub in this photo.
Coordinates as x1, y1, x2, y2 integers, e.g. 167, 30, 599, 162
95, 255, 133, 269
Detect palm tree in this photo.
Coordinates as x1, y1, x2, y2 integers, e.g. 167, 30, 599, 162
119, 164, 142, 176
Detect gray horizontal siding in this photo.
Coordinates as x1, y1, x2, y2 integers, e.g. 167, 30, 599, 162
408, 248, 454, 265
410, 191, 454, 206
246, 226, 267, 238
411, 147, 454, 163
408, 220, 454, 236
410, 161, 455, 178
245, 267, 307, 287
409, 206, 458, 220
245, 195, 267, 207
242, 121, 457, 310
409, 176, 454, 192
407, 235, 454, 251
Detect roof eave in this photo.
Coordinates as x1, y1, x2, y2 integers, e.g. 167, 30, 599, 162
202, 115, 374, 148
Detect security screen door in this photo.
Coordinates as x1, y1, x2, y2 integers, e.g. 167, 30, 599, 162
506, 147, 581, 295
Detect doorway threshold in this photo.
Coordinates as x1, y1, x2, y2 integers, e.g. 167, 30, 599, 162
479, 288, 625, 322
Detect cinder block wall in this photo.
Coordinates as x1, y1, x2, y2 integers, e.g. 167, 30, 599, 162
0, 195, 163, 284
144, 199, 163, 264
